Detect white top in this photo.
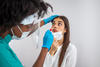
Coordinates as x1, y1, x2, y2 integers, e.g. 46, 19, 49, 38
43, 43, 77, 67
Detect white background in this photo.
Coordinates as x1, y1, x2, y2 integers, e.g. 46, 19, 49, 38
10, 0, 100, 67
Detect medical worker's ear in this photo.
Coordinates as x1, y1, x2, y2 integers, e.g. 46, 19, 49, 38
11, 25, 22, 37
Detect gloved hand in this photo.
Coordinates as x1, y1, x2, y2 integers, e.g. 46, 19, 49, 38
43, 15, 59, 24
42, 30, 54, 51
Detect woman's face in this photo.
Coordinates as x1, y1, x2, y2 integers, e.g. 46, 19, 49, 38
51, 18, 66, 34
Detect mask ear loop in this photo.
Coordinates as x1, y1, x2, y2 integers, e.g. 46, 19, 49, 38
11, 28, 14, 35
11, 26, 23, 38
17, 25, 23, 33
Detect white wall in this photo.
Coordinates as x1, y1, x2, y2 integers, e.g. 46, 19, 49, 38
10, 0, 100, 67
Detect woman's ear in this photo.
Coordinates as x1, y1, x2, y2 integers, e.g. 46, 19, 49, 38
64, 28, 67, 33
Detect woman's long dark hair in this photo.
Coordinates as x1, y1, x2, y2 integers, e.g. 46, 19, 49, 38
52, 16, 70, 67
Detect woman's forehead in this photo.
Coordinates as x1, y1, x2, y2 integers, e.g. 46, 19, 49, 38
53, 18, 64, 23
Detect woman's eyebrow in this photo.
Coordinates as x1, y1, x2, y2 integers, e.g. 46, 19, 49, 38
58, 21, 63, 23
53, 20, 63, 24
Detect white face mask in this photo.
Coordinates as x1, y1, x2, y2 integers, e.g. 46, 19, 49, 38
11, 13, 39, 40
11, 25, 30, 40
52, 31, 63, 40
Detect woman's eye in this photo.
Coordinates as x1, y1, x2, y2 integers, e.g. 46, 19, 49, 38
58, 23, 62, 26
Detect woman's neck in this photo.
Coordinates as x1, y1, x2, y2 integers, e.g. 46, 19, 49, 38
49, 37, 64, 56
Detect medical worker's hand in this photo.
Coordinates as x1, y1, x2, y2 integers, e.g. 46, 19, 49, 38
43, 15, 59, 24
42, 30, 54, 51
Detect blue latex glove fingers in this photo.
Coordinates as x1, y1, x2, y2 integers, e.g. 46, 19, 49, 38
42, 30, 54, 51
43, 15, 59, 24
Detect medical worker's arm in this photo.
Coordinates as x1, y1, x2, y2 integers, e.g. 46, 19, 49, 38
28, 15, 58, 36
33, 30, 54, 67
40, 15, 59, 27
65, 45, 77, 67
33, 48, 48, 67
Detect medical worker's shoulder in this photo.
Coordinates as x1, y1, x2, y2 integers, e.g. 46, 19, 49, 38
0, 42, 7, 53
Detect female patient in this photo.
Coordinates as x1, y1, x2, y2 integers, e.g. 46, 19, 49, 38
43, 16, 77, 67
34, 16, 77, 67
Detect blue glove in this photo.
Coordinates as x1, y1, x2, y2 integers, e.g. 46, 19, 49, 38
43, 15, 59, 24
42, 30, 54, 51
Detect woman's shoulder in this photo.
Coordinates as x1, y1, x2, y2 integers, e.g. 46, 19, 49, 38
69, 43, 77, 50
65, 43, 77, 55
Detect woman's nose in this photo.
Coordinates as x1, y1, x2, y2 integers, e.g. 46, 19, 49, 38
53, 24, 58, 28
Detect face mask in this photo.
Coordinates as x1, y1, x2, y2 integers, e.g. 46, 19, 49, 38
52, 31, 63, 40
11, 25, 30, 40
11, 13, 39, 40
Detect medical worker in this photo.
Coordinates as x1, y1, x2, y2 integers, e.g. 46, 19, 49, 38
0, 0, 58, 67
